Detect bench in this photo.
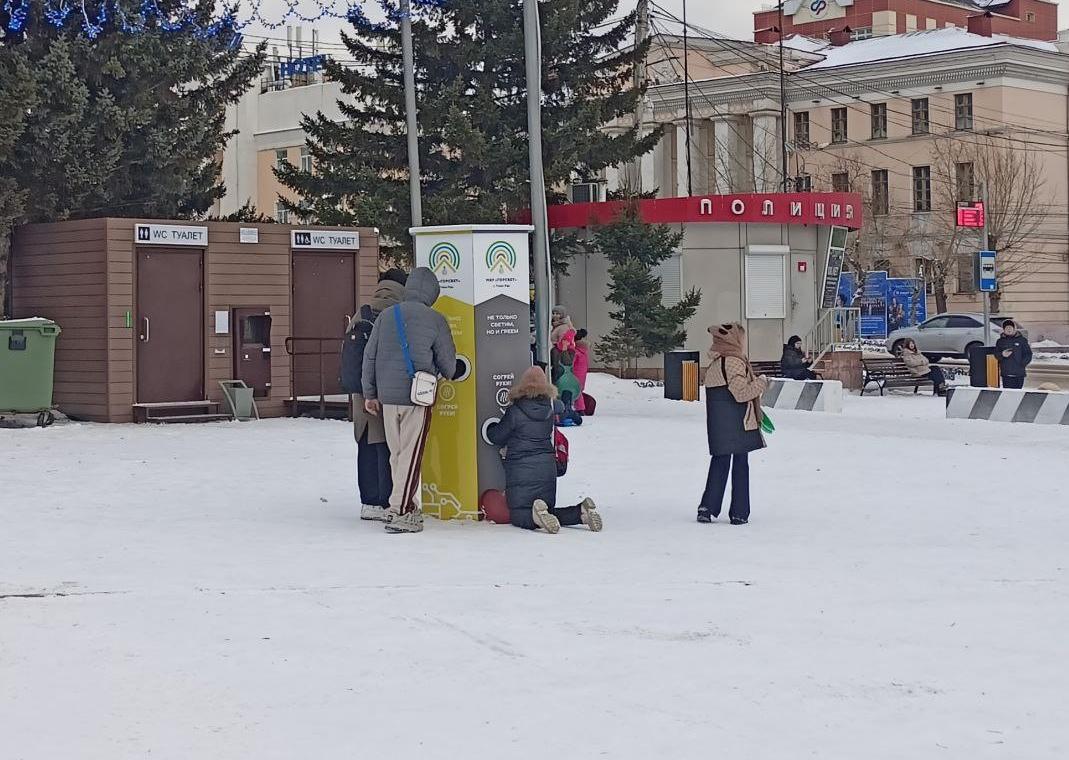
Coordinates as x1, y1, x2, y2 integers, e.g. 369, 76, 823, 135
752, 359, 825, 380
861, 358, 934, 396
751, 361, 784, 378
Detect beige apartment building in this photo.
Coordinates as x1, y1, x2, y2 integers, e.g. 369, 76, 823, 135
216, 59, 349, 222
612, 24, 1069, 339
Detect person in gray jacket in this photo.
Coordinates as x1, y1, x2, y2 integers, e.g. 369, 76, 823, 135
362, 267, 458, 534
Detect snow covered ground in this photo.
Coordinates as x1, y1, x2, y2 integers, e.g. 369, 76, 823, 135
2, 375, 1067, 759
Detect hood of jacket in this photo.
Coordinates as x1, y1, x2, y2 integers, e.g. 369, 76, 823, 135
404, 267, 441, 306
370, 279, 405, 312
513, 396, 554, 422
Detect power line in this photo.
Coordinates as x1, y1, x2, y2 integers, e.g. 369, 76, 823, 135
649, 4, 1069, 154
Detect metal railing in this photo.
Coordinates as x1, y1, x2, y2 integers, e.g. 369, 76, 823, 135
802, 307, 862, 366
284, 336, 348, 420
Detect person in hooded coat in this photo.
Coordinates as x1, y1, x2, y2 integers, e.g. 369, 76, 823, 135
900, 338, 948, 396
780, 335, 818, 381
698, 323, 768, 526
362, 267, 458, 534
487, 367, 603, 534
995, 320, 1033, 389
343, 270, 407, 521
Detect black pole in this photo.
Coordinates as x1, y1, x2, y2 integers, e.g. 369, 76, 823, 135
778, 1, 790, 192
682, 0, 693, 196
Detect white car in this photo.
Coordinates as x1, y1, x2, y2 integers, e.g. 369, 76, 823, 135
886, 313, 1020, 361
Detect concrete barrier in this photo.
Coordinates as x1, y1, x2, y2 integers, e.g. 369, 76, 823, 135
762, 379, 843, 414
946, 387, 1069, 425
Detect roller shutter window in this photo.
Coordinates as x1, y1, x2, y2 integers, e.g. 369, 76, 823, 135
654, 253, 683, 307
745, 250, 787, 319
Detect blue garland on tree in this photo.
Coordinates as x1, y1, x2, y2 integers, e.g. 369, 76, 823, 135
2, 0, 447, 37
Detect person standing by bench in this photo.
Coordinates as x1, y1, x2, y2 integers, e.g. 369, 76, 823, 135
900, 339, 948, 397
995, 320, 1033, 390
780, 335, 818, 381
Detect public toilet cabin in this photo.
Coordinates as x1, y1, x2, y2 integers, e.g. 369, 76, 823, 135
10, 219, 378, 422
549, 192, 864, 367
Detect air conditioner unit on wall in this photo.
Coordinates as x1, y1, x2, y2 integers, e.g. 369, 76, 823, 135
570, 182, 604, 204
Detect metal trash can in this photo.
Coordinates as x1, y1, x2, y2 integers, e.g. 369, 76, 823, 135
664, 350, 701, 400
966, 344, 999, 388
0, 318, 62, 413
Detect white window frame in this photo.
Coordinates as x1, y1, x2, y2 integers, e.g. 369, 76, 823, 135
653, 252, 683, 307
299, 146, 313, 173
744, 246, 788, 320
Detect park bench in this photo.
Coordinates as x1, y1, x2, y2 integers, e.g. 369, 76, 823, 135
751, 360, 784, 378
861, 357, 934, 396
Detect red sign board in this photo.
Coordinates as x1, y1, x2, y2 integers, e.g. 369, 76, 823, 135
956, 202, 985, 228
798, 261, 808, 273
534, 192, 864, 231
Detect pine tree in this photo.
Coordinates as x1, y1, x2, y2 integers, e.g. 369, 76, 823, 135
278, 0, 659, 253
593, 205, 701, 375
0, 3, 263, 311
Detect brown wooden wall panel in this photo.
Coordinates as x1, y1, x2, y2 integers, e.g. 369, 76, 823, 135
11, 218, 377, 422
10, 219, 110, 421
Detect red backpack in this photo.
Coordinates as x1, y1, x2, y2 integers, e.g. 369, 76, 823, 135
554, 428, 569, 477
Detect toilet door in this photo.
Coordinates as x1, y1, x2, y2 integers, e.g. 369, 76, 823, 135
137, 248, 204, 403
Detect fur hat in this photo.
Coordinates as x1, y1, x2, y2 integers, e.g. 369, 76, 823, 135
510, 366, 558, 401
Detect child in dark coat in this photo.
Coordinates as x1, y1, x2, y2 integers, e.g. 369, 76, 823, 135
487, 367, 603, 534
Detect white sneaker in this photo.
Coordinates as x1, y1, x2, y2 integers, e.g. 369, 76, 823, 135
532, 500, 561, 534
579, 498, 603, 532
360, 504, 389, 522
384, 510, 424, 534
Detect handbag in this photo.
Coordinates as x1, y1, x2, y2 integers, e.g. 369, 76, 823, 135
393, 306, 438, 407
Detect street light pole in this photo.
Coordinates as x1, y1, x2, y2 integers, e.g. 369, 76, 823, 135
400, 0, 423, 227
524, 0, 553, 365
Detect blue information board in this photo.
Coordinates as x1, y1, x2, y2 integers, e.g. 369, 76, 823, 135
978, 251, 997, 292
859, 271, 889, 338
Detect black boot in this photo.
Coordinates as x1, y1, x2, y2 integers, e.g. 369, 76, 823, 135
696, 508, 713, 524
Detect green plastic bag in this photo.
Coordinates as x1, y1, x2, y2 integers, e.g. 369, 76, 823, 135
760, 410, 775, 435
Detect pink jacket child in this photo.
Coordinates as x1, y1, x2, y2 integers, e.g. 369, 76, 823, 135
572, 329, 590, 413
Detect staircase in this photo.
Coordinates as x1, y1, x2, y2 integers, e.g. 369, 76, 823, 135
132, 400, 231, 424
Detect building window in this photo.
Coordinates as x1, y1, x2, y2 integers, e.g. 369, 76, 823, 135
926, 18, 937, 30
832, 172, 850, 193
955, 94, 974, 131
794, 174, 813, 192
956, 253, 978, 294
275, 201, 289, 224
955, 162, 975, 203
905, 14, 917, 32
851, 27, 873, 40
871, 103, 888, 139
913, 166, 932, 212
831, 107, 848, 144
794, 111, 810, 149
299, 146, 312, 173
1026, 11, 1036, 22
911, 98, 930, 135
871, 169, 889, 216
653, 253, 683, 307
745, 248, 788, 319
275, 149, 289, 171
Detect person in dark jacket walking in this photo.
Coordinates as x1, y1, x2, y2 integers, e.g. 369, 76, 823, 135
487, 367, 602, 534
995, 320, 1033, 389
342, 270, 407, 522
698, 323, 768, 526
780, 335, 818, 380
363, 267, 458, 534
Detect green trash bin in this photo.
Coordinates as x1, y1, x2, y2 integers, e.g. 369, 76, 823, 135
0, 318, 62, 413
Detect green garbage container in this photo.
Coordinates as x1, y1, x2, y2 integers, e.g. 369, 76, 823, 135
0, 318, 62, 413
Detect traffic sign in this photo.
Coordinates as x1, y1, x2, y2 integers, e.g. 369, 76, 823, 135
977, 250, 997, 292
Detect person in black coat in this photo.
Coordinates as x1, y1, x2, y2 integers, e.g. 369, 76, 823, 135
487, 367, 603, 534
780, 335, 818, 381
340, 269, 407, 521
995, 320, 1033, 389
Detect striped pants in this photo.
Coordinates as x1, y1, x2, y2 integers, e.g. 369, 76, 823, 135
382, 404, 433, 516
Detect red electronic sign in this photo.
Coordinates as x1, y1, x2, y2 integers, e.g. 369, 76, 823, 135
956, 202, 985, 229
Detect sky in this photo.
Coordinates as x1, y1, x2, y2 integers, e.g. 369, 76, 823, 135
240, 0, 1069, 55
